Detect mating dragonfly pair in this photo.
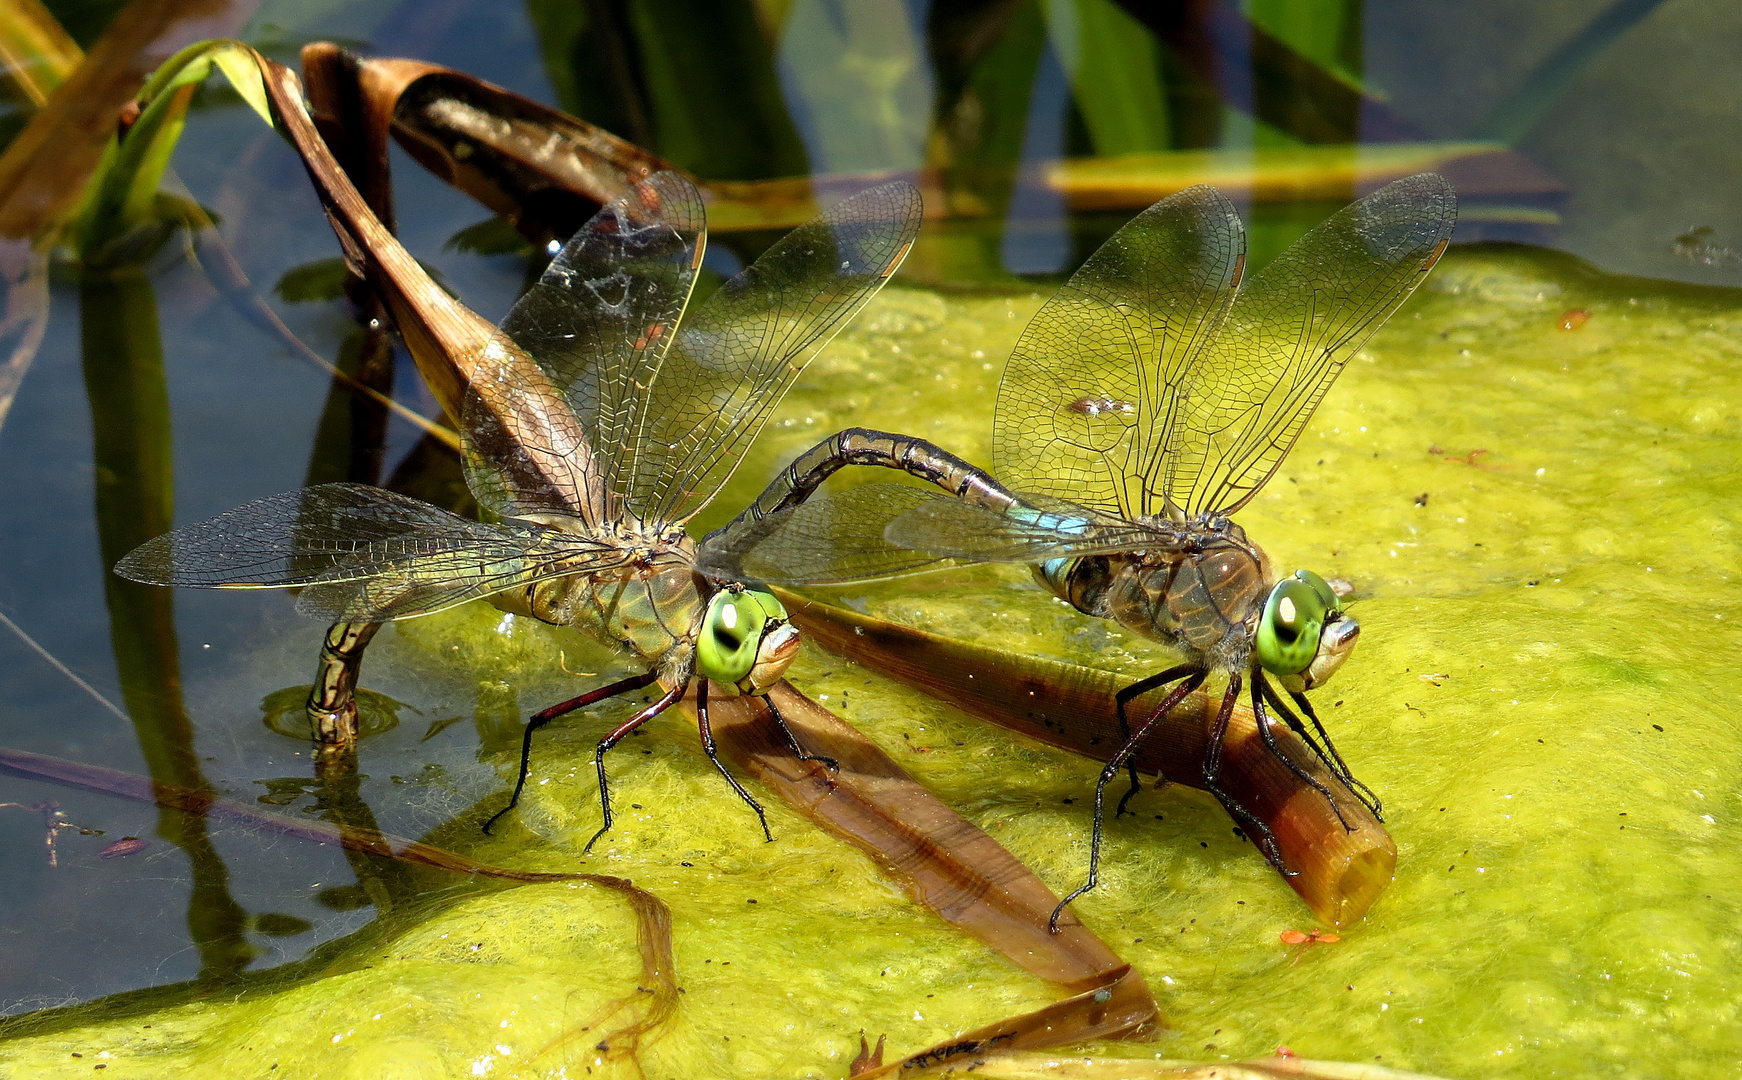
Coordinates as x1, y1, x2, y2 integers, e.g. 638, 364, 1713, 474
118, 169, 1456, 927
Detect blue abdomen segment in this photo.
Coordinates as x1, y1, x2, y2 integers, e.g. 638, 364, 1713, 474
1007, 506, 1094, 536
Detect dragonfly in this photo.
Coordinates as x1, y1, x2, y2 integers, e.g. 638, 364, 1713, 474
703, 173, 1456, 927
116, 170, 923, 848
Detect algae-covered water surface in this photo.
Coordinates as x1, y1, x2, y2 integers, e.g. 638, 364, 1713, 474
4, 1, 1742, 1077
1, 241, 1737, 1077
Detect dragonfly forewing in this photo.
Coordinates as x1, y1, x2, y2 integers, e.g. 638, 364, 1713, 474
462, 172, 707, 525
627, 181, 924, 527
992, 185, 1246, 522
1167, 173, 1458, 516
292, 535, 638, 622
114, 482, 634, 623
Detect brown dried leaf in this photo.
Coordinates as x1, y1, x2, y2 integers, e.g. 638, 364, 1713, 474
308, 49, 673, 247
701, 684, 1149, 993
257, 52, 600, 521
852, 965, 1158, 1079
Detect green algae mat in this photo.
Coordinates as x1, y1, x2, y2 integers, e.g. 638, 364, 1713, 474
4, 244, 1738, 1078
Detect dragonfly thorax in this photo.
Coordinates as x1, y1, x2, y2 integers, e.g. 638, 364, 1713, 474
515, 530, 703, 667
1036, 524, 1274, 673
1133, 537, 1272, 670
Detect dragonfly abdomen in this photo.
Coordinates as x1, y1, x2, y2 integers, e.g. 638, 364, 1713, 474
1033, 555, 1116, 619
721, 427, 1025, 535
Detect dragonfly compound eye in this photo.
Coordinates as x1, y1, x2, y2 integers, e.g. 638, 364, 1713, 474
697, 588, 771, 685
1256, 577, 1327, 676
1292, 568, 1342, 614
741, 587, 799, 693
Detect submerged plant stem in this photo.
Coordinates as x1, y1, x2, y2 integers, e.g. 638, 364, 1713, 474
0, 744, 580, 884
81, 264, 253, 981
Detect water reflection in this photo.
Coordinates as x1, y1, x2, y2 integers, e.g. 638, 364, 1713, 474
778, 0, 933, 175
1000, 25, 1070, 274
79, 265, 255, 983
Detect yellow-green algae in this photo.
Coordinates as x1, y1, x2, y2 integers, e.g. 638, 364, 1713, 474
5, 245, 1741, 1077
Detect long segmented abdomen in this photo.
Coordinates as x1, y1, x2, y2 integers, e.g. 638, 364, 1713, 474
710, 427, 1026, 540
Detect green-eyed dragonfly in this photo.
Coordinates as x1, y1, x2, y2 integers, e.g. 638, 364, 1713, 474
703, 174, 1456, 926
117, 171, 923, 847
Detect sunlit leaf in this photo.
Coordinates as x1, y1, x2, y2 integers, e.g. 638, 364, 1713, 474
72, 39, 275, 265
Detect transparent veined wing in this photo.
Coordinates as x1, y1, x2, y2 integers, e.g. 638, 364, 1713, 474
114, 483, 635, 622
624, 181, 924, 526
289, 539, 623, 622
700, 484, 1162, 585
462, 172, 706, 525
699, 484, 952, 584
992, 186, 1245, 521
1168, 173, 1457, 516
884, 489, 1169, 561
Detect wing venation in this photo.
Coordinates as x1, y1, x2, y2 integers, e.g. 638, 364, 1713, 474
465, 172, 706, 523
114, 483, 631, 622
628, 181, 924, 525
1170, 173, 1458, 515
992, 185, 1245, 520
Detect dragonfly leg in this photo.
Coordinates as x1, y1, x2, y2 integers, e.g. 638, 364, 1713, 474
581, 681, 686, 853
1201, 672, 1294, 877
481, 670, 659, 836
1112, 663, 1197, 817
764, 694, 840, 772
1051, 668, 1205, 933
1249, 676, 1354, 833
1255, 681, 1339, 776
696, 682, 773, 843
306, 620, 382, 747
1277, 687, 1383, 821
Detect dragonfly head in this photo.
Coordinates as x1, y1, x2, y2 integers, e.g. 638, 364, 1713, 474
696, 584, 801, 695
1256, 569, 1360, 692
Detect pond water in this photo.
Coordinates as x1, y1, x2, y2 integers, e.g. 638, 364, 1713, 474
0, 1, 1739, 1078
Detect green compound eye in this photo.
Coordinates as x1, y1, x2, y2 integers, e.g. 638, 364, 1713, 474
1256, 577, 1330, 676
745, 586, 788, 623
1292, 568, 1342, 614
695, 587, 787, 684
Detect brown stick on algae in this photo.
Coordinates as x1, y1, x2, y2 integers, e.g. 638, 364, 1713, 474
700, 683, 1154, 1008
777, 590, 1396, 927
